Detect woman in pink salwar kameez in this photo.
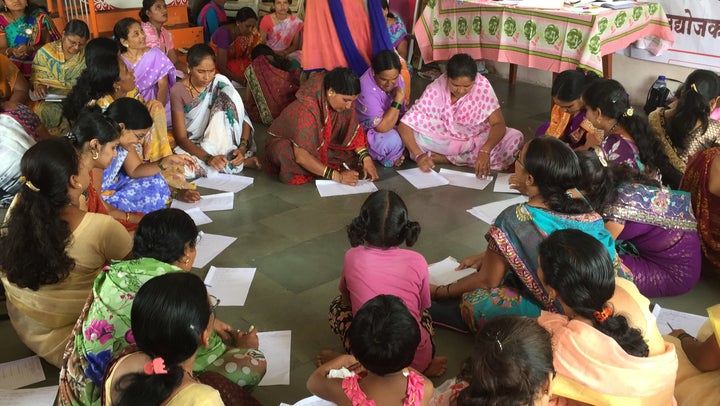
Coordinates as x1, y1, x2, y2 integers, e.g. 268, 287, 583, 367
398, 53, 522, 178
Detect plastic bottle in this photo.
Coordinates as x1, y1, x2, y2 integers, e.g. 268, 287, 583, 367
644, 75, 670, 114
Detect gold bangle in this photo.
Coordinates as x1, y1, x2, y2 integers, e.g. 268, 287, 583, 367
125, 211, 131, 222
157, 158, 166, 170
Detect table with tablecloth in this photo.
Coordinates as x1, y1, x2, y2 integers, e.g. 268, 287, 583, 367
413, 0, 674, 79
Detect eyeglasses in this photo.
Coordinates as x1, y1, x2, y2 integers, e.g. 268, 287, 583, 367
513, 151, 525, 168
209, 294, 220, 314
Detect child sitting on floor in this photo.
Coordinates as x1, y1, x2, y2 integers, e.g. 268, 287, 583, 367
326, 189, 447, 377
308, 295, 434, 405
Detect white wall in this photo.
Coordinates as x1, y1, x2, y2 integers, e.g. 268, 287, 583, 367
484, 54, 695, 105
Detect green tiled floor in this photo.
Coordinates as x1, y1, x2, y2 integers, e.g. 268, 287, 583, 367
2, 73, 719, 405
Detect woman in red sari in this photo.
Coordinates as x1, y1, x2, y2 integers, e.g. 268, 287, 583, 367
265, 67, 379, 185
244, 44, 300, 125
210, 7, 262, 87
681, 147, 720, 277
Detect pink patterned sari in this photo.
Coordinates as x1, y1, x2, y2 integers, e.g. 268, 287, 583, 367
259, 14, 303, 62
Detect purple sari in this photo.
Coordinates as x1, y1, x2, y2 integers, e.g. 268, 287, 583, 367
605, 183, 701, 297
355, 68, 406, 167
122, 48, 176, 124
601, 133, 642, 170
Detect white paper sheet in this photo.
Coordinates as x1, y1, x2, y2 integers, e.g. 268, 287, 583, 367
396, 168, 450, 189
0, 386, 58, 404
184, 207, 212, 226
204, 267, 256, 306
438, 168, 493, 190
315, 179, 378, 197
0, 356, 45, 390
258, 330, 292, 386
192, 173, 254, 193
171, 192, 235, 212
652, 304, 709, 336
466, 196, 528, 224
428, 257, 477, 286
492, 173, 520, 194
193, 232, 237, 268
284, 396, 337, 406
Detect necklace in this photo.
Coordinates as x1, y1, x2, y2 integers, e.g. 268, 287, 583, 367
607, 121, 619, 135
187, 77, 203, 97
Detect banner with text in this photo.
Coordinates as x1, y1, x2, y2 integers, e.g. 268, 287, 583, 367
627, 0, 720, 70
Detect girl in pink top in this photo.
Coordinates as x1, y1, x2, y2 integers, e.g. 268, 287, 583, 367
328, 190, 447, 377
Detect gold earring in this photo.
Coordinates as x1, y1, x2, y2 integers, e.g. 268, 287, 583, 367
182, 257, 190, 264
91, 150, 99, 160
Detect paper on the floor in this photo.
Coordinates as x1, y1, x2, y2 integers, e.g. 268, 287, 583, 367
397, 168, 450, 189
439, 168, 493, 190
652, 304, 709, 336
0, 386, 58, 404
0, 356, 45, 389
283, 396, 336, 405
429, 257, 476, 286
466, 196, 528, 224
315, 179, 378, 197
493, 173, 520, 194
193, 232, 237, 268
258, 330, 292, 386
192, 173, 254, 193
171, 191, 234, 212
185, 207, 212, 226
204, 266, 256, 306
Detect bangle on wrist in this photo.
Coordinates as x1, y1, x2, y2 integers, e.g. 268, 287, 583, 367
4, 47, 11, 56
171, 189, 180, 200
239, 138, 250, 149
203, 154, 212, 165
323, 166, 334, 180
433, 285, 441, 300
677, 332, 696, 341
124, 211, 131, 222
414, 151, 427, 161
478, 149, 490, 155
390, 101, 402, 109
445, 283, 452, 298
158, 158, 167, 170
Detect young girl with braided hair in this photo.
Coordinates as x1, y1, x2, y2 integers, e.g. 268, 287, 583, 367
326, 190, 447, 377
537, 229, 678, 405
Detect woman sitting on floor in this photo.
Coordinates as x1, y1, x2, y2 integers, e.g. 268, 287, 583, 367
171, 44, 259, 177
58, 208, 266, 406
582, 78, 671, 177
210, 7, 262, 88
577, 148, 701, 297
667, 304, 720, 406
0, 137, 132, 368
429, 137, 627, 333
432, 315, 555, 406
681, 147, 720, 277
648, 69, 720, 188
265, 67, 379, 185
244, 44, 301, 125
398, 53, 523, 178
103, 272, 259, 405
537, 229, 677, 405
536, 69, 601, 150
140, 0, 187, 75
355, 50, 407, 167
196, 0, 227, 43
103, 98, 198, 214
30, 19, 89, 136
0, 0, 59, 76
115, 17, 176, 124
258, 0, 303, 63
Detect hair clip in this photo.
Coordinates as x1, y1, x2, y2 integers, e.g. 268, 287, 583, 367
19, 176, 40, 192
623, 107, 634, 117
591, 147, 608, 167
143, 357, 168, 375
593, 306, 613, 323
690, 83, 699, 93
65, 131, 78, 143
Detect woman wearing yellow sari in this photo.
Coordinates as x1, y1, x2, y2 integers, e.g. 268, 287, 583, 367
31, 19, 89, 136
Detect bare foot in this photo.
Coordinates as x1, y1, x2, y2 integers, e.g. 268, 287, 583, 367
393, 155, 405, 167
175, 189, 201, 203
429, 152, 451, 164
423, 356, 448, 377
316, 349, 342, 367
244, 156, 262, 169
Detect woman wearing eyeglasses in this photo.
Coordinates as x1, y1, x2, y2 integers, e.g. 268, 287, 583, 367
58, 208, 266, 406
101, 98, 198, 215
